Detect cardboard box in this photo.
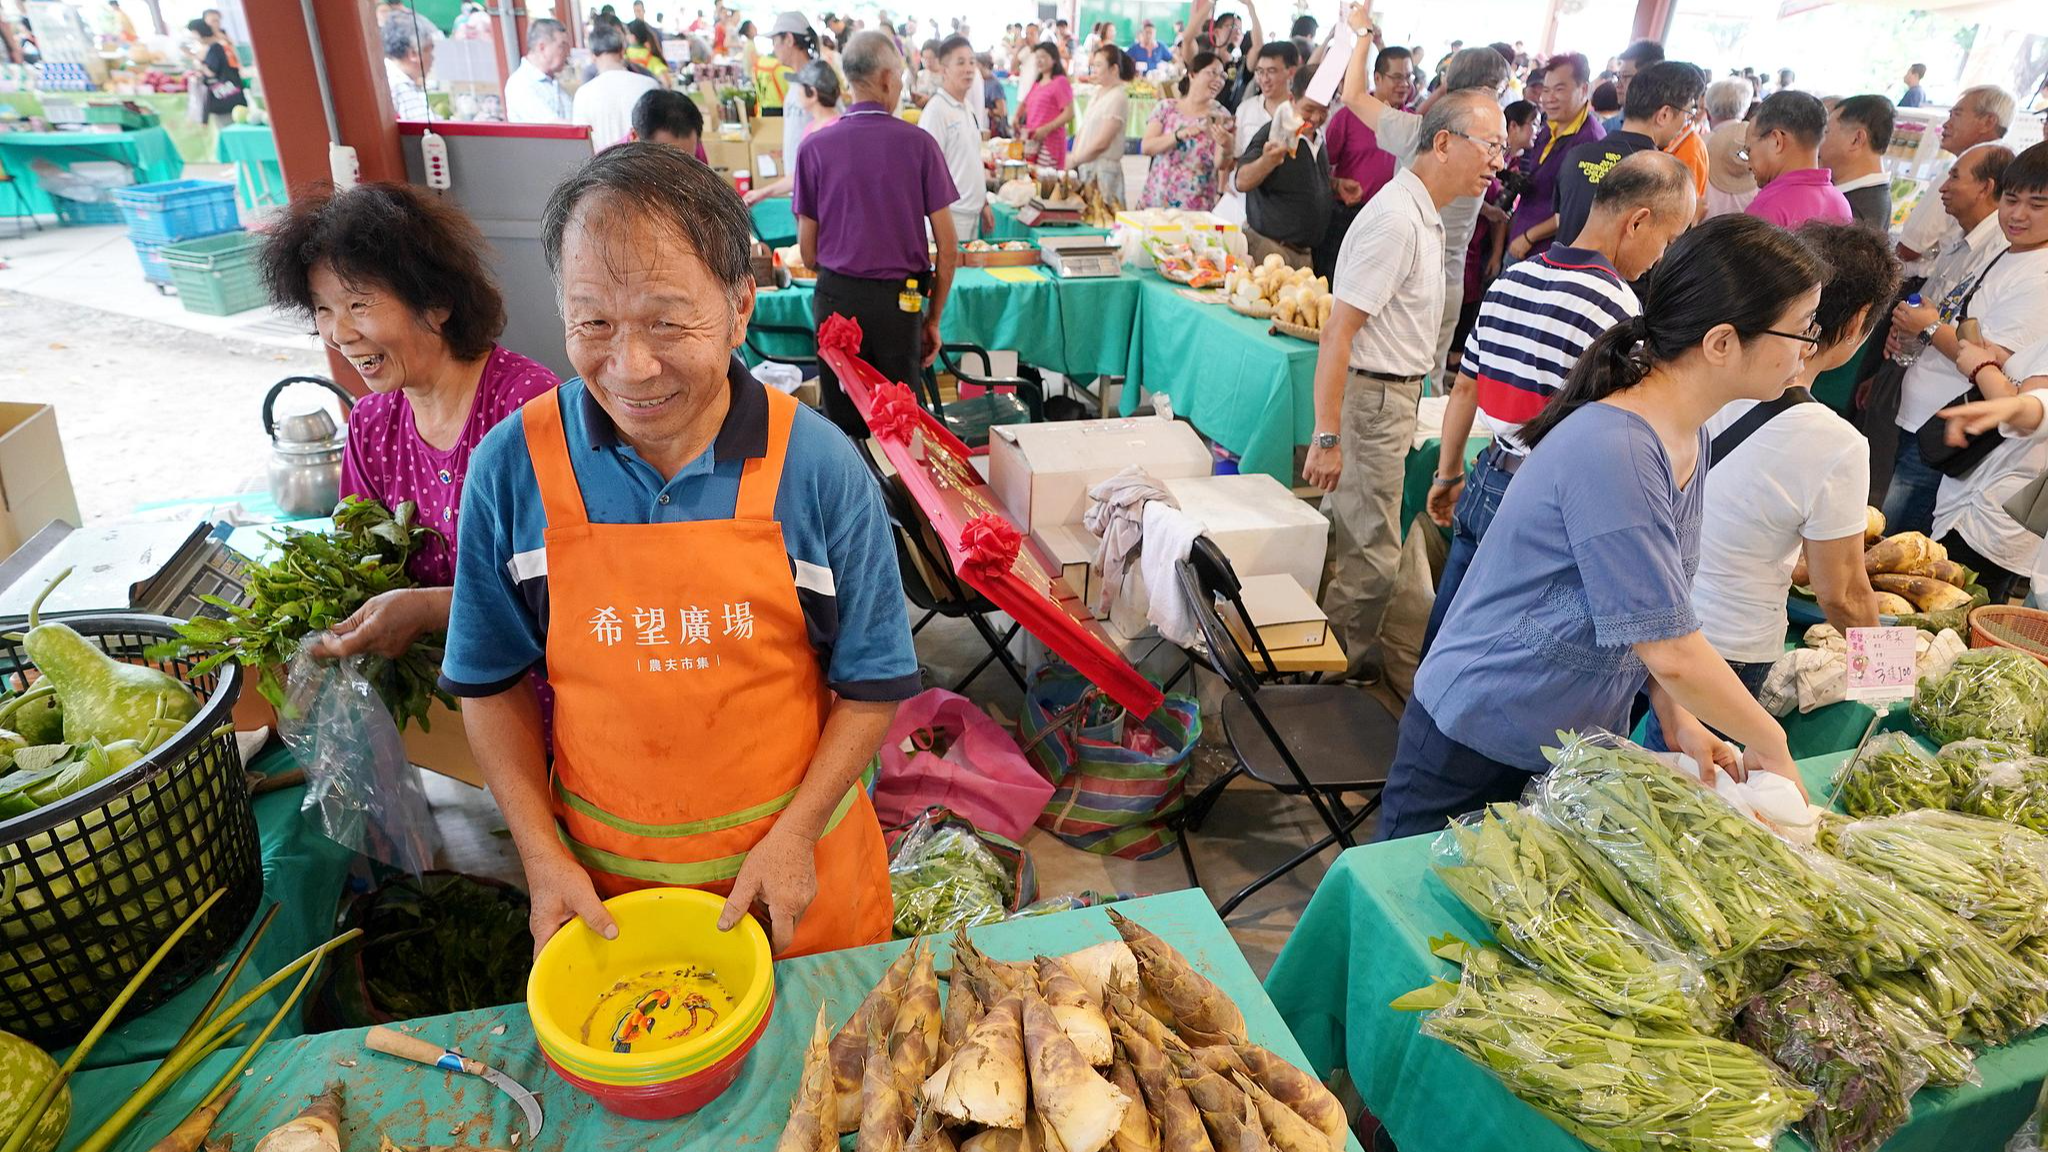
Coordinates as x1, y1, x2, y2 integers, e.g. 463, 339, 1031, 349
989, 417, 1211, 532
0, 403, 82, 562
1223, 573, 1329, 652
403, 697, 486, 788
1162, 474, 1328, 595
1032, 521, 1101, 610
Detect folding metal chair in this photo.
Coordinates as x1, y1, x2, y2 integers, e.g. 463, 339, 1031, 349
1173, 539, 1397, 915
743, 321, 819, 377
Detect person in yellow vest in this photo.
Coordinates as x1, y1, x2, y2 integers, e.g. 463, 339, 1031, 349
443, 145, 920, 957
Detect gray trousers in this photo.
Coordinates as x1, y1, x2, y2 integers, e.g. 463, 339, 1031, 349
1319, 369, 1425, 682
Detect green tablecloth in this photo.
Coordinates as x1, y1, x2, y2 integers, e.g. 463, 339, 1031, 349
1402, 437, 1488, 542
53, 744, 354, 1073
214, 122, 282, 211
1120, 274, 1318, 483
67, 888, 1360, 1152
1263, 747, 2047, 1152
0, 125, 183, 216
748, 267, 1142, 381
986, 201, 1112, 244
750, 196, 797, 246
0, 92, 215, 162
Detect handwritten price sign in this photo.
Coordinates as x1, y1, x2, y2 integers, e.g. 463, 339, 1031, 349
1846, 626, 1919, 701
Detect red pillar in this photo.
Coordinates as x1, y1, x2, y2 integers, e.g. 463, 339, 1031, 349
1632, 0, 1675, 42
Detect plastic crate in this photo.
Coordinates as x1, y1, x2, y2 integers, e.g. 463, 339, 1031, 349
162, 230, 267, 315
53, 197, 124, 227
131, 237, 172, 285
115, 179, 240, 244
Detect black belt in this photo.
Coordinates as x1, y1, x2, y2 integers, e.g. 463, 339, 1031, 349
1351, 367, 1425, 385
1486, 441, 1525, 475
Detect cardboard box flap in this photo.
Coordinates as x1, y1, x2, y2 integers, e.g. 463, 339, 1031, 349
989, 416, 1211, 530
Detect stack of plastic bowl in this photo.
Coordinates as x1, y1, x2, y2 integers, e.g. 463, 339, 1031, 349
527, 888, 776, 1119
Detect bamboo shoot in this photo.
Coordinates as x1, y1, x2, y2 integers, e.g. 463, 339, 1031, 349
776, 1007, 839, 1152
1022, 988, 1132, 1152
835, 942, 922, 1131
253, 1085, 342, 1152
1232, 1072, 1332, 1152
1232, 1045, 1345, 1152
1036, 955, 1113, 1066
1107, 1053, 1161, 1152
924, 990, 1029, 1128
1108, 911, 1246, 1048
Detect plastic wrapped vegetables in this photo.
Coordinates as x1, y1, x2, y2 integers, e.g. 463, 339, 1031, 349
1529, 734, 1867, 961
1735, 971, 1928, 1152
1839, 976, 1977, 1088
1397, 946, 1812, 1152
1936, 738, 2035, 794
1833, 733, 1951, 817
1792, 855, 1946, 980
1431, 804, 1716, 1029
887, 818, 1014, 937
1911, 649, 2048, 751
1816, 809, 2048, 949
1959, 756, 2048, 834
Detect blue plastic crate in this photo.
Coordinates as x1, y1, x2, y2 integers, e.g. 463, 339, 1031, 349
115, 179, 240, 244
131, 237, 172, 285
54, 198, 125, 228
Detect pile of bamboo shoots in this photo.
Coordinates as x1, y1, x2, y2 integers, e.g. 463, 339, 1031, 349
777, 910, 1346, 1152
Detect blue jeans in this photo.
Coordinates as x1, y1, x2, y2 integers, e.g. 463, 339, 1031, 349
1882, 430, 1941, 537
1638, 659, 1776, 752
1373, 696, 1532, 842
1422, 447, 1517, 655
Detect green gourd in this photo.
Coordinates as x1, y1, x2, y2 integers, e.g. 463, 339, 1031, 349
18, 569, 199, 752
0, 730, 23, 773
9, 695, 60, 747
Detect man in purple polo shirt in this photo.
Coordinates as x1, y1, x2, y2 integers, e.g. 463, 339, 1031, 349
1315, 41, 1411, 278
794, 28, 960, 437
1503, 51, 1602, 262
1744, 90, 1853, 229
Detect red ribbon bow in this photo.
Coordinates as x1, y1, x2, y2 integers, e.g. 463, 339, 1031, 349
817, 313, 864, 356
868, 381, 922, 441
959, 514, 1022, 584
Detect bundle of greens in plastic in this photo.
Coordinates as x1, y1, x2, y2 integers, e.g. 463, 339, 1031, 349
1833, 732, 1951, 817
1911, 649, 2048, 751
1432, 804, 1717, 1030
1839, 976, 1978, 1088
1798, 853, 1946, 980
1816, 809, 2048, 949
1937, 738, 2035, 795
1735, 971, 1928, 1152
1395, 945, 1813, 1152
1959, 755, 2048, 834
886, 810, 1016, 936
1529, 733, 1869, 963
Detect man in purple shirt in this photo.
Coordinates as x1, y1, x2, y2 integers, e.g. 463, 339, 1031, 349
1744, 89, 1853, 229
794, 29, 960, 436
1313, 43, 1412, 278
1505, 51, 1603, 261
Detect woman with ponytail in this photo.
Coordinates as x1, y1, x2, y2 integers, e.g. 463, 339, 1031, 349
1375, 213, 1828, 841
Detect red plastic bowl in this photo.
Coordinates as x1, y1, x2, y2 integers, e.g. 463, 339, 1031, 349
540, 994, 774, 1120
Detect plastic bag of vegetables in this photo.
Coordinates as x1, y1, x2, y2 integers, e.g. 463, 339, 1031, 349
1832, 732, 1950, 817
1735, 970, 1928, 1152
1839, 975, 1978, 1088
1959, 756, 2048, 834
1816, 809, 2048, 950
279, 641, 438, 876
1394, 944, 1813, 1152
1938, 738, 2037, 794
1431, 804, 1717, 1030
1911, 649, 2048, 751
886, 807, 1034, 937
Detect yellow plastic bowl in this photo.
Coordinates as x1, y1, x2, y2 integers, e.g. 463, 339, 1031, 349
527, 888, 774, 1083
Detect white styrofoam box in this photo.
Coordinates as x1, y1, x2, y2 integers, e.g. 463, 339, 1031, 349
1161, 473, 1328, 595
988, 416, 1211, 532
1032, 521, 1101, 613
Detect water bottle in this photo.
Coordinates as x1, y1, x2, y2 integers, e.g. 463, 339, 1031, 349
1890, 293, 1926, 366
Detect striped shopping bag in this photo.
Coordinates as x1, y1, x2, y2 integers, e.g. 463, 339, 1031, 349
1019, 665, 1202, 860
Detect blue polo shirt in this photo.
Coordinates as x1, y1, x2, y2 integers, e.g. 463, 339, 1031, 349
441, 358, 922, 702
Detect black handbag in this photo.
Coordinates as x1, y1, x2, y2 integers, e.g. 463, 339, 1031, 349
1913, 250, 2008, 478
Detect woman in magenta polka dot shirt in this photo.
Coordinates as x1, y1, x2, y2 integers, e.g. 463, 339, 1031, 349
261, 182, 560, 660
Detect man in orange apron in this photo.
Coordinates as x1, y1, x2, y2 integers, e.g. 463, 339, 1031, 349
440, 144, 920, 958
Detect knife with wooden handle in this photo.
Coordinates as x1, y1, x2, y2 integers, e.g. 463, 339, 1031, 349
367, 1026, 544, 1142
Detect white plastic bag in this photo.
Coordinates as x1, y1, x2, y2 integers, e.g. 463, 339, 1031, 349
280, 639, 438, 875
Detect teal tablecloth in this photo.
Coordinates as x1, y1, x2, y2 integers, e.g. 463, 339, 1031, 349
1120, 274, 1319, 483
1263, 746, 2048, 1152
750, 196, 798, 246
67, 889, 1360, 1152
53, 744, 355, 1073
1402, 437, 1487, 542
0, 93, 216, 162
748, 266, 1142, 381
0, 125, 183, 216
987, 201, 1112, 244
214, 122, 282, 211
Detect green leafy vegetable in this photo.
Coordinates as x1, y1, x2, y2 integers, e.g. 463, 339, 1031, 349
1735, 971, 1925, 1152
1935, 738, 2035, 795
149, 497, 452, 732
1957, 756, 2048, 834
1911, 649, 2048, 751
1817, 809, 2048, 950
1834, 732, 1950, 817
887, 819, 1015, 937
354, 873, 533, 1021
1839, 975, 1977, 1088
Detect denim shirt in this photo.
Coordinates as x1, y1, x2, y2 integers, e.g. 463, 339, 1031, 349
1415, 403, 1707, 770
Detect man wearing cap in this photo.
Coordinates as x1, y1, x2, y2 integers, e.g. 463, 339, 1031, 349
795, 30, 959, 436
1128, 20, 1170, 72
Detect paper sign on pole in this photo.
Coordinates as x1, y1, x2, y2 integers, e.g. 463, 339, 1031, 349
1305, 22, 1358, 107
1845, 626, 1919, 701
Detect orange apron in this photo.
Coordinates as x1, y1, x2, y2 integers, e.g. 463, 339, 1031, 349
523, 387, 894, 958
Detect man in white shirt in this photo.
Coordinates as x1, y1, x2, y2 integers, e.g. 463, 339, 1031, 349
1895, 85, 2015, 277
1338, 10, 1512, 386
382, 16, 433, 121
1304, 89, 1505, 687
573, 23, 661, 151
1213, 40, 1299, 225
919, 35, 988, 241
505, 18, 573, 124
1933, 355, 2048, 606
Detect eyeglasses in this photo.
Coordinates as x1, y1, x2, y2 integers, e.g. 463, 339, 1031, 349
1760, 324, 1823, 346
1452, 131, 1509, 161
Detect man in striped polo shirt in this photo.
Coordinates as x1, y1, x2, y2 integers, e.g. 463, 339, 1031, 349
1420, 151, 1697, 653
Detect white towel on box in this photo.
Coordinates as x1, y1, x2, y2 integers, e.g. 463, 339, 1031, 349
1085, 465, 1175, 616
1140, 502, 1208, 647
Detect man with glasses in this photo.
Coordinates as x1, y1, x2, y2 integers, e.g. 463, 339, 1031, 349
1743, 90, 1853, 228
1603, 38, 1664, 132
1896, 85, 2015, 277
1502, 51, 1602, 263
1305, 87, 1507, 691
1552, 59, 1705, 252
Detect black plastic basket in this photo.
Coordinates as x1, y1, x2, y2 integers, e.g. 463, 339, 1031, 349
0, 614, 259, 1047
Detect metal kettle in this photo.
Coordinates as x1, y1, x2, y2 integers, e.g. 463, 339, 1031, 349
263, 376, 356, 519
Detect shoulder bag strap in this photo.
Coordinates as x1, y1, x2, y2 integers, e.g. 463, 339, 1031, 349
1708, 387, 1813, 471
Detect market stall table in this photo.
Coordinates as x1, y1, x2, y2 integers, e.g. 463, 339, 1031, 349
1262, 744, 2046, 1152
214, 122, 282, 211
0, 124, 183, 216
747, 267, 1141, 381
64, 888, 1363, 1152
749, 196, 797, 246
0, 92, 217, 162
986, 201, 1112, 245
